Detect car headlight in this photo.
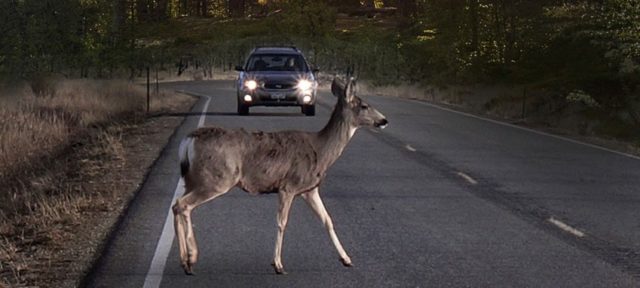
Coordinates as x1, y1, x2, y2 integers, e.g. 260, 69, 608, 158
297, 79, 312, 90
244, 80, 258, 90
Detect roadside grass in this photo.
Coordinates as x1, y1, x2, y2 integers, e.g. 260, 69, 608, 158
0, 80, 144, 214
0, 79, 192, 287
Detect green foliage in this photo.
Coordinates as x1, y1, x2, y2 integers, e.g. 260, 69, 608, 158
275, 0, 336, 38
2, 0, 639, 134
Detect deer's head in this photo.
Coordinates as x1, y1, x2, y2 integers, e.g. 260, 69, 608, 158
331, 78, 388, 129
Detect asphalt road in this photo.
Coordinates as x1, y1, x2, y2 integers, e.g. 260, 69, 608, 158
85, 80, 640, 287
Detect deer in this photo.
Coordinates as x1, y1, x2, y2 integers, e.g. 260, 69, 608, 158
173, 77, 388, 275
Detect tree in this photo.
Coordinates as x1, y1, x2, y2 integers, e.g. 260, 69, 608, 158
228, 0, 245, 17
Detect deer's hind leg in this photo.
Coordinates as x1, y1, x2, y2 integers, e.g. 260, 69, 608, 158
173, 177, 236, 275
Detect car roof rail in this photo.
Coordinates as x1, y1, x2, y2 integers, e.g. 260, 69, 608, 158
253, 46, 300, 52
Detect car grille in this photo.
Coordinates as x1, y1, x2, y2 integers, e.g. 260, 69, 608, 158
264, 82, 295, 89
260, 94, 298, 101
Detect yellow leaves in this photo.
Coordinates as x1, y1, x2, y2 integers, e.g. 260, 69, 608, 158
416, 29, 437, 42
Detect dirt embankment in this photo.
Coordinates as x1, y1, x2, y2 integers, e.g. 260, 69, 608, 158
0, 80, 196, 287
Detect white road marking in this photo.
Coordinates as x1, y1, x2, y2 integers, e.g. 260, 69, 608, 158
405, 144, 417, 152
143, 179, 184, 288
143, 95, 211, 288
198, 97, 211, 127
414, 100, 640, 161
456, 172, 478, 185
548, 217, 585, 238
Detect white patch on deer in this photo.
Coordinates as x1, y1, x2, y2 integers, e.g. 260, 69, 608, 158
349, 127, 357, 138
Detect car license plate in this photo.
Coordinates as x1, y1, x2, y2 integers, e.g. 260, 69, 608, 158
270, 93, 286, 99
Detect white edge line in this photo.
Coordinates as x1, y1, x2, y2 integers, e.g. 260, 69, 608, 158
142, 179, 184, 288
405, 144, 417, 152
548, 217, 585, 238
143, 94, 211, 288
414, 100, 640, 161
456, 172, 478, 185
198, 97, 211, 127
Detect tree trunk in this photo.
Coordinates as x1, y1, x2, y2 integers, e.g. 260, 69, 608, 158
469, 0, 479, 53
505, 3, 517, 63
113, 0, 128, 33
398, 0, 416, 17
229, 0, 245, 18
155, 0, 169, 21
398, 0, 416, 27
137, 0, 151, 22
493, 0, 505, 63
203, 0, 209, 16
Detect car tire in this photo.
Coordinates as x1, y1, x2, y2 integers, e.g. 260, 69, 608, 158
302, 105, 315, 116
238, 103, 249, 115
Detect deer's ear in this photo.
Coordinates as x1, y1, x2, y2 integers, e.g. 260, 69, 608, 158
345, 77, 356, 103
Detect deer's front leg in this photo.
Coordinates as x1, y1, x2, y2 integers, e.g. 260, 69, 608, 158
301, 188, 352, 267
273, 192, 295, 274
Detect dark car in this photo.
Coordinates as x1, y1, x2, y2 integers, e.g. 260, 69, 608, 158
235, 47, 318, 116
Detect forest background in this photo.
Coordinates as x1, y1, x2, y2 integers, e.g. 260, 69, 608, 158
1, 0, 639, 140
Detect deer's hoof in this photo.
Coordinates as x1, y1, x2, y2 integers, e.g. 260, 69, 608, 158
340, 257, 353, 267
272, 263, 287, 275
182, 262, 195, 275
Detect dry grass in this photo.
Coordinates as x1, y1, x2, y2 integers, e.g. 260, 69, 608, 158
0, 79, 193, 287
0, 80, 146, 185
136, 68, 237, 84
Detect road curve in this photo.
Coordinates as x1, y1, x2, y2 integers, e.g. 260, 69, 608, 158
85, 80, 640, 288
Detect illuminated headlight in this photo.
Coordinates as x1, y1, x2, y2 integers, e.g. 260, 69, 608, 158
297, 79, 312, 90
302, 95, 312, 103
243, 95, 253, 102
244, 80, 258, 90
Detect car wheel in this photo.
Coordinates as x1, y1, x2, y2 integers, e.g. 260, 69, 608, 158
238, 103, 249, 115
302, 105, 315, 116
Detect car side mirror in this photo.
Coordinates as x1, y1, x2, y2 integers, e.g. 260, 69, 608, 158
235, 65, 244, 72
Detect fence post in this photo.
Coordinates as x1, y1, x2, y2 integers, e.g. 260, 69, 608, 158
146, 66, 150, 113
521, 87, 527, 120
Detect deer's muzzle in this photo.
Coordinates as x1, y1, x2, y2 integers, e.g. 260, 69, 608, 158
374, 119, 388, 129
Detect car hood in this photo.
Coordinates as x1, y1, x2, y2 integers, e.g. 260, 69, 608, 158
243, 72, 313, 84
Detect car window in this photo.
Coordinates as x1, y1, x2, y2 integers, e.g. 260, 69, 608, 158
246, 54, 308, 72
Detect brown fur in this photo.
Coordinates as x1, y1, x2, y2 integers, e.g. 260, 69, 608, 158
186, 127, 321, 195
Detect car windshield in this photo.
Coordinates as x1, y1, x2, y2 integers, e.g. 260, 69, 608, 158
246, 54, 308, 72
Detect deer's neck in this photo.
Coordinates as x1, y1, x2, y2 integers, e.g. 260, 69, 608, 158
315, 101, 356, 168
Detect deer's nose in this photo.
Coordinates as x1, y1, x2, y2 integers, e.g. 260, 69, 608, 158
375, 119, 388, 129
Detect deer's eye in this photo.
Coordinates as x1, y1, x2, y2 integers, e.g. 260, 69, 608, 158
360, 105, 368, 110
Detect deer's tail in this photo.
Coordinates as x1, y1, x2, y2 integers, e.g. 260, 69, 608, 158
178, 137, 194, 178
